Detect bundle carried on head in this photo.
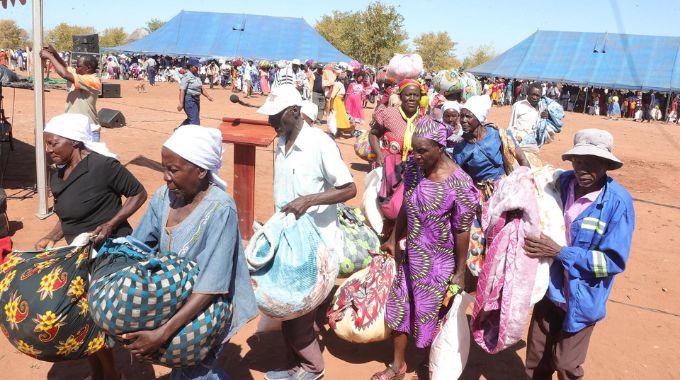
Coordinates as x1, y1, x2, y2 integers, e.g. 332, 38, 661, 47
386, 53, 423, 82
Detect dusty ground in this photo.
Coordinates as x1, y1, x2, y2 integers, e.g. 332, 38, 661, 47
0, 78, 678, 379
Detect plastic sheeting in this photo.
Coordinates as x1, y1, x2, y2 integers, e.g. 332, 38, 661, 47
468, 30, 680, 92
104, 11, 352, 62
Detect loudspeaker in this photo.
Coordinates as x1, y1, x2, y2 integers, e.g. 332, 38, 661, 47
100, 83, 121, 98
98, 108, 125, 129
72, 34, 99, 53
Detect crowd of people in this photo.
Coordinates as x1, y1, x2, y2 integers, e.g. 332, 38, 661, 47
0, 46, 638, 380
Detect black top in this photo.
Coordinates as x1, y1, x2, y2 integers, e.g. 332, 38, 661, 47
313, 73, 323, 94
50, 152, 144, 244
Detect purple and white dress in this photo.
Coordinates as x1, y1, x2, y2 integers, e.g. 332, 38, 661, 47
385, 158, 479, 348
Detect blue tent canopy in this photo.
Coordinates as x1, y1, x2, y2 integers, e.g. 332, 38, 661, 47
469, 30, 680, 92
104, 10, 352, 62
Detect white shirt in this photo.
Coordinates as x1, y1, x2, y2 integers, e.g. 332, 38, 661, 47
274, 123, 354, 248
508, 99, 540, 145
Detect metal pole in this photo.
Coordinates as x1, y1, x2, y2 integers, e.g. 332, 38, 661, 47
583, 88, 589, 114
32, 0, 50, 219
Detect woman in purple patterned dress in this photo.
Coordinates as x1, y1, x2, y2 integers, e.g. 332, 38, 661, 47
372, 117, 479, 380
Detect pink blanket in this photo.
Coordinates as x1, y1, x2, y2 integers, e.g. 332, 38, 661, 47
471, 167, 541, 354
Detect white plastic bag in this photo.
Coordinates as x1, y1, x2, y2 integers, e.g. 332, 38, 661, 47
429, 292, 474, 380
361, 168, 384, 234
328, 110, 338, 135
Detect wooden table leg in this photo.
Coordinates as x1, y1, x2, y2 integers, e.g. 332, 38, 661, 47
233, 144, 256, 240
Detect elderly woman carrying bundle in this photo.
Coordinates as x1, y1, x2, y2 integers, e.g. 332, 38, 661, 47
126, 125, 257, 379
449, 95, 530, 278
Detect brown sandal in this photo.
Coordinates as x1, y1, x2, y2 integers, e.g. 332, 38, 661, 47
371, 362, 407, 380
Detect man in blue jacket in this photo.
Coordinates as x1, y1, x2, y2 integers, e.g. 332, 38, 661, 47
523, 129, 635, 380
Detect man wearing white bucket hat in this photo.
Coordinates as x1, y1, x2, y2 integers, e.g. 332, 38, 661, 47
258, 84, 356, 380
523, 129, 635, 380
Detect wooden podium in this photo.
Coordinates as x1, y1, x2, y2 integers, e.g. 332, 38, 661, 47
219, 117, 276, 240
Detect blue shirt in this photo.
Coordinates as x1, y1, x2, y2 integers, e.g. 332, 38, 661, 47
451, 126, 507, 182
133, 185, 257, 340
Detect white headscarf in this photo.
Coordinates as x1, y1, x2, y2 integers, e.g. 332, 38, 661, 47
163, 125, 227, 190
44, 113, 118, 159
301, 100, 318, 122
442, 101, 461, 113
461, 94, 492, 124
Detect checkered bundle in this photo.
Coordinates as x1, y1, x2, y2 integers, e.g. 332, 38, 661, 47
88, 238, 232, 367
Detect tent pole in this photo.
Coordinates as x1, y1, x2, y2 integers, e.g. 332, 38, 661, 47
32, 0, 50, 219
583, 88, 588, 114
665, 92, 672, 122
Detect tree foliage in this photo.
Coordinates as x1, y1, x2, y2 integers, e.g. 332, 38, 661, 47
145, 18, 166, 33
45, 23, 96, 51
413, 31, 460, 71
315, 1, 408, 66
99, 27, 128, 48
462, 44, 496, 70
0, 20, 30, 49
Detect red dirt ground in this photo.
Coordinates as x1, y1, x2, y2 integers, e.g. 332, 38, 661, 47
0, 79, 678, 379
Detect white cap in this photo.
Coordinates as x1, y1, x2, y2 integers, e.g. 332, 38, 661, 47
291, 59, 301, 65
257, 84, 304, 115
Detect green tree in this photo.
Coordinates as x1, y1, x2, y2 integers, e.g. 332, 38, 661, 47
99, 27, 128, 48
413, 31, 460, 71
0, 20, 29, 49
315, 1, 408, 66
45, 23, 96, 51
462, 44, 496, 70
145, 18, 166, 33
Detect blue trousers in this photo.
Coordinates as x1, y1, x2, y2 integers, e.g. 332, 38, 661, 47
148, 66, 156, 85
183, 94, 201, 125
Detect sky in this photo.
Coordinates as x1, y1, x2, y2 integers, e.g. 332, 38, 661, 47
2, 0, 680, 58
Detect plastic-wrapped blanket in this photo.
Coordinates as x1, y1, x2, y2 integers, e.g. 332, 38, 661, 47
530, 165, 566, 304
471, 167, 541, 354
0, 239, 107, 362
246, 213, 338, 321
327, 254, 395, 343
88, 237, 232, 367
536, 97, 565, 147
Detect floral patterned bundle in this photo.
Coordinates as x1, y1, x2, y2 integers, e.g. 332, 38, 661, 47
0, 244, 107, 361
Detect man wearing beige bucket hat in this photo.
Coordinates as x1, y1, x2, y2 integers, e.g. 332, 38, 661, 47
523, 128, 635, 380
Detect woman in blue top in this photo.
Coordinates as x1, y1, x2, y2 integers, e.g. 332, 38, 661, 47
450, 94, 529, 279
125, 125, 257, 380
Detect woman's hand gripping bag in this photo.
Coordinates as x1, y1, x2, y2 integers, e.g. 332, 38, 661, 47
88, 237, 233, 367
0, 238, 108, 362
327, 254, 395, 343
247, 213, 338, 321
429, 292, 475, 380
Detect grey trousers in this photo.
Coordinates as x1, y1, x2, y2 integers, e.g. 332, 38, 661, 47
281, 309, 324, 373
311, 92, 326, 121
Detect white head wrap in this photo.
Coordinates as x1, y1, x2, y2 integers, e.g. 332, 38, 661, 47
163, 125, 227, 190
301, 100, 318, 122
44, 113, 117, 159
442, 101, 461, 113
461, 94, 492, 124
